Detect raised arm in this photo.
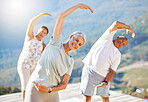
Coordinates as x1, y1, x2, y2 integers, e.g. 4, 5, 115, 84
26, 13, 52, 39
110, 21, 135, 38
52, 4, 93, 38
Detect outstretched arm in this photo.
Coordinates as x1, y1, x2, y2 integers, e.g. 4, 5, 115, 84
26, 13, 52, 39
110, 21, 135, 38
52, 4, 93, 38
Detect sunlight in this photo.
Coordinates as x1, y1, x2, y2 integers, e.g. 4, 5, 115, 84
2, 0, 30, 26
11, 0, 24, 12
8, 0, 26, 16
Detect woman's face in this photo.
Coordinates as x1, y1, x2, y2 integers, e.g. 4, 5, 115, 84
68, 35, 85, 50
37, 28, 48, 39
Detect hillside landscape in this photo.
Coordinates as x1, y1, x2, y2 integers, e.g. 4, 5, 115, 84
0, 0, 148, 99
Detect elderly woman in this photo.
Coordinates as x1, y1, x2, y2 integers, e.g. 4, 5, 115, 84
25, 4, 93, 102
17, 13, 52, 102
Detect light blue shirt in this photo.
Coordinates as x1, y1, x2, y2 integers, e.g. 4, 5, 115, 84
30, 35, 74, 87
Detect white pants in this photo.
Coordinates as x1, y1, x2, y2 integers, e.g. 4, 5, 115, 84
17, 64, 34, 91
25, 79, 60, 102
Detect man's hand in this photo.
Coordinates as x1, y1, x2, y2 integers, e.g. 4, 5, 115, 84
126, 28, 135, 38
33, 81, 49, 93
93, 82, 107, 87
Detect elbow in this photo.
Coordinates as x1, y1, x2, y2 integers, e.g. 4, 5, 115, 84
58, 13, 65, 19
62, 84, 67, 90
112, 21, 119, 29
61, 83, 68, 90
113, 21, 119, 26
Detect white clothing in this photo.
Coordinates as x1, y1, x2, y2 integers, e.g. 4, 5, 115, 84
25, 35, 74, 102
29, 35, 74, 87
82, 24, 121, 77
17, 37, 43, 90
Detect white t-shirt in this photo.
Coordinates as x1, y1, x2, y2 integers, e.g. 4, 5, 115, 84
82, 23, 121, 77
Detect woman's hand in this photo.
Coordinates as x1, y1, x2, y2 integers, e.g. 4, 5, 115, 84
78, 4, 93, 13
33, 81, 49, 93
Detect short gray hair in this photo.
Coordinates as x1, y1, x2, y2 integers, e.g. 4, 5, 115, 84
71, 31, 86, 44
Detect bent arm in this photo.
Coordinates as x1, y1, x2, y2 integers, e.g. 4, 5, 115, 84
104, 68, 115, 83
52, 4, 93, 38
110, 21, 135, 38
41, 42, 46, 53
51, 74, 70, 91
33, 74, 70, 93
94, 68, 115, 87
26, 13, 52, 39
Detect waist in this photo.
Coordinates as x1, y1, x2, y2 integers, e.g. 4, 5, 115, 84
85, 64, 109, 77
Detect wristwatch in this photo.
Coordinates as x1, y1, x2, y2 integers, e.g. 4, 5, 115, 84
103, 80, 108, 85
48, 88, 52, 93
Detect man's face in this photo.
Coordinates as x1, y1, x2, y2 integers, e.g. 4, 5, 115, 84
114, 37, 128, 48
68, 35, 84, 50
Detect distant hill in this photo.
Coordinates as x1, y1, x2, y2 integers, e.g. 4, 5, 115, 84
1, 0, 148, 49
0, 1, 148, 89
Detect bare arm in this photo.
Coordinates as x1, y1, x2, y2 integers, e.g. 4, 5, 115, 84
33, 74, 70, 93
51, 74, 70, 91
110, 21, 135, 38
41, 42, 46, 53
94, 68, 115, 87
26, 13, 52, 40
52, 4, 93, 38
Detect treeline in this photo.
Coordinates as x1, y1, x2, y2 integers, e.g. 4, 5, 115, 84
0, 86, 21, 95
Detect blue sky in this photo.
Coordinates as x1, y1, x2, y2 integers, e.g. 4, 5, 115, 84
0, 0, 148, 49
0, 0, 94, 49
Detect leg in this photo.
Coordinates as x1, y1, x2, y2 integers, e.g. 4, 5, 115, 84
100, 96, 109, 102
80, 66, 95, 102
17, 66, 31, 102
83, 95, 92, 102
22, 90, 25, 102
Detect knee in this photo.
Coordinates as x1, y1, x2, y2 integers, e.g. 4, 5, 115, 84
83, 95, 92, 102
101, 97, 109, 102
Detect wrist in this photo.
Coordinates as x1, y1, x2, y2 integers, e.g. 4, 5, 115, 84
48, 88, 52, 93
103, 80, 108, 85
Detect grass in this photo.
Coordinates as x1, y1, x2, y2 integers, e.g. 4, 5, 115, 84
118, 68, 148, 89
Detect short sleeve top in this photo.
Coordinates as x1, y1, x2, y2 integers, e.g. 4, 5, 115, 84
30, 35, 74, 87
82, 23, 121, 77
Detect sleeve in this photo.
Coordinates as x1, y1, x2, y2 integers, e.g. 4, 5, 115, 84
100, 22, 117, 40
66, 59, 74, 76
111, 52, 121, 71
47, 35, 62, 47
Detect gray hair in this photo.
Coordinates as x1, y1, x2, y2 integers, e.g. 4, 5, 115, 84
71, 31, 86, 44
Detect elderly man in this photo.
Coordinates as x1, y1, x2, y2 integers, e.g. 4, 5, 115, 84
80, 21, 135, 102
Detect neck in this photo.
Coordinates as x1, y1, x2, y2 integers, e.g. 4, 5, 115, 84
63, 43, 71, 56
35, 35, 41, 41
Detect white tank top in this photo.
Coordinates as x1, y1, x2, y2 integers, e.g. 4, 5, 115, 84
18, 37, 43, 71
